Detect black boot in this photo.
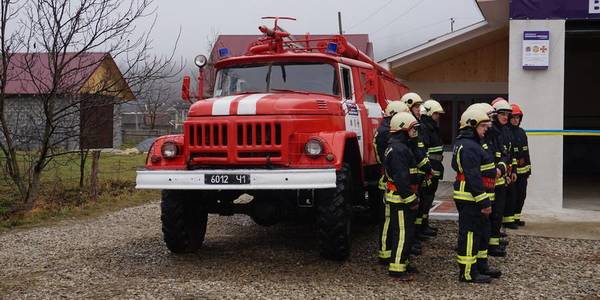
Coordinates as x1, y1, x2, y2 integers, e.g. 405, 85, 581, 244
407, 262, 419, 274
499, 239, 509, 246
421, 226, 438, 237
504, 222, 519, 230
488, 246, 507, 257
516, 220, 526, 226
459, 264, 491, 284
410, 244, 422, 256
477, 258, 502, 278
422, 219, 438, 235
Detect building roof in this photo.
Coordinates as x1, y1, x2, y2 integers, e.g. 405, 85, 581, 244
379, 0, 509, 78
5, 52, 134, 99
210, 34, 373, 60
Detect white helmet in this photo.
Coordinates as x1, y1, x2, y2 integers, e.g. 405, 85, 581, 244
384, 101, 409, 117
467, 103, 496, 116
400, 92, 423, 108
459, 109, 491, 129
390, 112, 418, 133
422, 99, 445, 116
491, 98, 511, 113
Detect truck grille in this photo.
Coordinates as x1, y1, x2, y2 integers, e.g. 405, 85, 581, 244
186, 121, 284, 164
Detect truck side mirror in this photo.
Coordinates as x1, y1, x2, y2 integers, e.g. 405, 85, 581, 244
182, 76, 192, 103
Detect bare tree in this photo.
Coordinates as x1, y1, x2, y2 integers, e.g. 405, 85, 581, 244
0, 0, 28, 202
135, 68, 179, 130
204, 28, 220, 98
0, 0, 180, 205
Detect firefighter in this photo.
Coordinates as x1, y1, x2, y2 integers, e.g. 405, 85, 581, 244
418, 99, 445, 237
383, 112, 420, 279
487, 98, 514, 256
508, 103, 531, 226
375, 101, 409, 263
452, 109, 501, 284
400, 92, 433, 245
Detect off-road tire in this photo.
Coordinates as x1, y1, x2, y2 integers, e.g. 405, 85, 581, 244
161, 190, 208, 254
316, 164, 352, 260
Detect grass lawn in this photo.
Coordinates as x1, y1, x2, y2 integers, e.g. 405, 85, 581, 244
0, 152, 160, 230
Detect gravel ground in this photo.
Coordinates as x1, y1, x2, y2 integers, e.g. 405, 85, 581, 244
1, 202, 599, 299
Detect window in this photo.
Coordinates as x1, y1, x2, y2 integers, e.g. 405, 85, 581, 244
214, 62, 339, 96
341, 67, 352, 100
359, 71, 377, 103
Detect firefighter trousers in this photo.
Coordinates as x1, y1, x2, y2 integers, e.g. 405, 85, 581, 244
504, 182, 517, 225
456, 203, 489, 281
387, 202, 416, 276
417, 178, 439, 229
490, 185, 506, 247
514, 175, 528, 222
378, 195, 393, 260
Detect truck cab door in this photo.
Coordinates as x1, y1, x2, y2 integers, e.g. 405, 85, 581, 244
339, 64, 364, 158
359, 70, 382, 165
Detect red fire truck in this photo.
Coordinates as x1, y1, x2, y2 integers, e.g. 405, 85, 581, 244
136, 17, 409, 260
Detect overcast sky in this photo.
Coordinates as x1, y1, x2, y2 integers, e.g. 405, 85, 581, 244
146, 0, 484, 64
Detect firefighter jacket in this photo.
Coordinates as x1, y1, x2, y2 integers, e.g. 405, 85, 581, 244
486, 122, 513, 186
510, 125, 532, 176
374, 117, 391, 165
408, 134, 433, 186
419, 115, 444, 179
383, 133, 419, 204
451, 129, 492, 209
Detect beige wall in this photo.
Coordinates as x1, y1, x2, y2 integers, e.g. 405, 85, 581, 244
402, 37, 509, 83
509, 19, 566, 212
404, 81, 508, 100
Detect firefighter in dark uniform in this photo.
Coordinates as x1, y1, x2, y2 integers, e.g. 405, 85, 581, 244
487, 98, 514, 256
468, 103, 508, 250
375, 101, 409, 263
418, 99, 446, 237
508, 103, 531, 226
383, 111, 420, 279
492, 98, 518, 234
401, 92, 433, 247
452, 109, 501, 284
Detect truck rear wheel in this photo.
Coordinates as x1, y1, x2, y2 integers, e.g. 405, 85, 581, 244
161, 190, 208, 254
316, 164, 352, 260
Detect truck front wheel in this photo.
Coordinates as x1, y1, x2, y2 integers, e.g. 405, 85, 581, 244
316, 164, 352, 260
161, 190, 208, 254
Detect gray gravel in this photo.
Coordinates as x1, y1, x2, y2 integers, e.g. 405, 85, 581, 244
1, 202, 599, 299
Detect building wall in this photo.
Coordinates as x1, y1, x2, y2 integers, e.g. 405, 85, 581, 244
404, 82, 508, 100
406, 37, 509, 83
3, 97, 80, 150
509, 19, 566, 211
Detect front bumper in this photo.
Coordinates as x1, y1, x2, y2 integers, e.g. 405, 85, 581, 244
136, 168, 337, 190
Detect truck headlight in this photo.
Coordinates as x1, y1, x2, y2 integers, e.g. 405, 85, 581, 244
304, 139, 323, 157
161, 142, 178, 159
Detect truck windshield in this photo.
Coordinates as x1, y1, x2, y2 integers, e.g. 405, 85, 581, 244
214, 62, 339, 97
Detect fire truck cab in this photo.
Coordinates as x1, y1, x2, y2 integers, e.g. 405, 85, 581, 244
136, 18, 408, 260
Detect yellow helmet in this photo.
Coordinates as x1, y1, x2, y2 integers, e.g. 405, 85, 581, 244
400, 92, 423, 108
467, 103, 495, 116
459, 109, 491, 129
491, 98, 511, 112
422, 99, 445, 116
384, 101, 409, 117
390, 112, 418, 132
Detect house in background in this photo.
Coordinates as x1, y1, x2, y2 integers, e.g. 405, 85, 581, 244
3, 52, 135, 150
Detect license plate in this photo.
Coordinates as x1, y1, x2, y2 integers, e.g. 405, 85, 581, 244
205, 174, 250, 185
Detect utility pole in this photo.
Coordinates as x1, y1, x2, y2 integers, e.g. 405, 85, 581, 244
450, 17, 455, 32
338, 11, 343, 35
